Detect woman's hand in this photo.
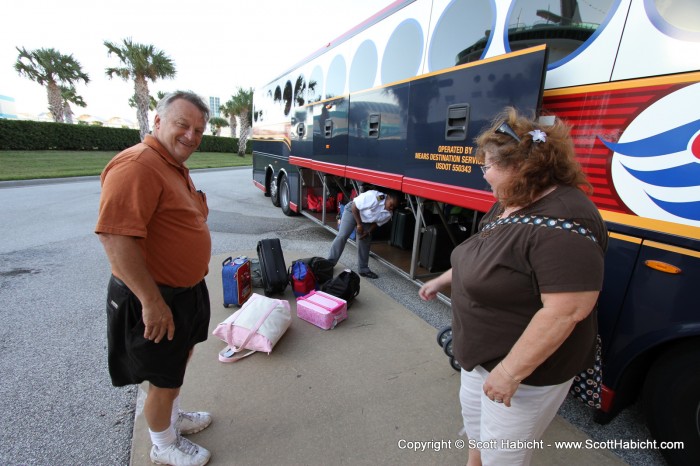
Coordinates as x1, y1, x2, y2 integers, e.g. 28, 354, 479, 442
483, 362, 520, 407
419, 280, 440, 301
419, 269, 452, 301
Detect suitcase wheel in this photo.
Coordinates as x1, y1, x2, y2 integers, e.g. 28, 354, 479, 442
449, 356, 461, 372
442, 336, 454, 358
436, 325, 452, 348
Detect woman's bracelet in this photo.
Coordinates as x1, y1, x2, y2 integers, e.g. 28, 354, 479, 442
499, 361, 522, 383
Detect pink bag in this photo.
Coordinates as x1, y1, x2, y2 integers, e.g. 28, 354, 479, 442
296, 290, 347, 330
213, 293, 291, 362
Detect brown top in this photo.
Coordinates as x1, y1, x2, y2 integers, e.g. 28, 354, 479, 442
95, 135, 211, 287
450, 186, 607, 385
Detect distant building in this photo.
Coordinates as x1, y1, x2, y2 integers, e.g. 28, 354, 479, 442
0, 95, 17, 119
209, 96, 220, 118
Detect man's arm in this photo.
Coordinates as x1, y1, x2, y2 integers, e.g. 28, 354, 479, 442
351, 203, 374, 239
98, 233, 175, 343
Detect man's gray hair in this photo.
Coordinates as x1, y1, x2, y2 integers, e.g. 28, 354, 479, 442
156, 91, 210, 122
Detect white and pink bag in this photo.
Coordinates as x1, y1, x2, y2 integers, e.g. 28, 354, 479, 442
296, 290, 347, 330
213, 293, 291, 363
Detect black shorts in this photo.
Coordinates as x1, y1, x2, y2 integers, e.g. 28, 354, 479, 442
105, 276, 210, 388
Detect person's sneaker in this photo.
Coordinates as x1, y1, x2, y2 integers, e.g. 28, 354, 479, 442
175, 411, 212, 435
359, 270, 379, 279
150, 435, 211, 466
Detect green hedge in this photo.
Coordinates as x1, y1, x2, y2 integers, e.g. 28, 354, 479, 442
0, 119, 250, 153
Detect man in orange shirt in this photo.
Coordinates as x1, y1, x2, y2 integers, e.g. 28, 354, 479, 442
96, 91, 212, 466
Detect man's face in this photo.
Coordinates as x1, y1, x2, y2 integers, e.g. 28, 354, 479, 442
153, 99, 206, 164
385, 197, 398, 211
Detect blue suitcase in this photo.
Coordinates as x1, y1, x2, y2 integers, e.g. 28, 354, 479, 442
222, 256, 252, 307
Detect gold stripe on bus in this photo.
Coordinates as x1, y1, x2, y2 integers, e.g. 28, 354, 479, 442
609, 232, 642, 244
601, 210, 700, 241
545, 71, 700, 97
643, 241, 700, 260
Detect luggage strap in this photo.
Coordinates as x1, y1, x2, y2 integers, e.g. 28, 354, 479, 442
219, 299, 277, 363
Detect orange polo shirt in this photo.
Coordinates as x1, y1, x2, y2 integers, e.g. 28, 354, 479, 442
95, 135, 211, 287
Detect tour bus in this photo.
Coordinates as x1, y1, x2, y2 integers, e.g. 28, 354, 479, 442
251, 1, 700, 463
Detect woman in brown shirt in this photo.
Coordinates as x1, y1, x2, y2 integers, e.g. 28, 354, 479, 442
420, 107, 607, 466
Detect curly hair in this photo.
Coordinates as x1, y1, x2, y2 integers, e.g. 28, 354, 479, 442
474, 107, 591, 207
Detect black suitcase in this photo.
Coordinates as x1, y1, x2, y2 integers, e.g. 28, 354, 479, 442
390, 209, 415, 250
419, 224, 469, 272
256, 238, 288, 296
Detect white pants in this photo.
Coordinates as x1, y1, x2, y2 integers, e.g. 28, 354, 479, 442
460, 366, 572, 466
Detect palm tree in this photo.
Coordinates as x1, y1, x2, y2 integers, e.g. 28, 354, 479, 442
60, 86, 86, 124
104, 38, 176, 140
14, 47, 89, 123
231, 87, 254, 157
220, 98, 238, 138
209, 117, 229, 136
128, 90, 167, 112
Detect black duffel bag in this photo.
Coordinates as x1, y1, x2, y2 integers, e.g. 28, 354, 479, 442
300, 256, 334, 285
321, 268, 360, 307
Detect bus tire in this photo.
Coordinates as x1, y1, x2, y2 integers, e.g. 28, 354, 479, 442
270, 177, 280, 207
642, 339, 700, 466
280, 174, 294, 216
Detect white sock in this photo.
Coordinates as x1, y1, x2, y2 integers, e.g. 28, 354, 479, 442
171, 395, 181, 426
149, 425, 177, 451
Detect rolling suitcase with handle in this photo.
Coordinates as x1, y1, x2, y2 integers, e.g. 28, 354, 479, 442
222, 256, 252, 307
419, 224, 469, 273
390, 209, 415, 250
257, 238, 288, 296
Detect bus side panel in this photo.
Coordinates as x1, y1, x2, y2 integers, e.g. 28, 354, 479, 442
291, 107, 313, 159
347, 84, 409, 179
597, 231, 642, 360
252, 139, 289, 192
604, 241, 700, 388
612, 0, 700, 81
405, 48, 547, 196
313, 97, 349, 166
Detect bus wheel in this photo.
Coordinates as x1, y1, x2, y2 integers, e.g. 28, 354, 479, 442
642, 339, 700, 465
270, 177, 280, 207
280, 174, 294, 216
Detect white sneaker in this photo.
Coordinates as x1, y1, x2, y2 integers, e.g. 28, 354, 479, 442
150, 435, 211, 466
175, 411, 212, 435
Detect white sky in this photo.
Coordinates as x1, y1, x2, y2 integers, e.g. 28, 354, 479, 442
1, 0, 394, 121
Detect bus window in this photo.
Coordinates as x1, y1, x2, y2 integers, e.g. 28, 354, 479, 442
455, 0, 616, 66
326, 54, 347, 99
294, 75, 307, 107
381, 18, 423, 85
350, 39, 379, 92
309, 66, 324, 103
283, 80, 293, 115
505, 0, 616, 65
646, 0, 700, 41
428, 0, 494, 71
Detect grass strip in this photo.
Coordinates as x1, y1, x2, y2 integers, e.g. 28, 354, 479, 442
0, 150, 251, 181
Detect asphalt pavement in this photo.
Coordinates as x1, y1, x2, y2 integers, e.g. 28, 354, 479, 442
0, 168, 668, 465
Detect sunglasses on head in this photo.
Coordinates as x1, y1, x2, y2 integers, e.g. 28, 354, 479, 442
495, 121, 521, 143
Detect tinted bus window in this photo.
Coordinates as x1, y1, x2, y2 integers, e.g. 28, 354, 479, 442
350, 40, 379, 92
428, 1, 494, 71
381, 18, 424, 84
454, 0, 616, 66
